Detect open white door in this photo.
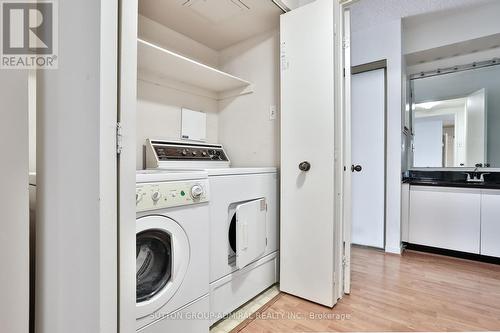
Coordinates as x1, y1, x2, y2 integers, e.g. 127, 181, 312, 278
342, 8, 352, 295
465, 89, 486, 167
280, 0, 336, 307
235, 199, 267, 269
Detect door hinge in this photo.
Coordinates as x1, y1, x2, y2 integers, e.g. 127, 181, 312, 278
342, 37, 350, 50
342, 255, 347, 267
116, 122, 123, 154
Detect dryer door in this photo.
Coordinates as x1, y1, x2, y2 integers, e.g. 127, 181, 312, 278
235, 199, 267, 269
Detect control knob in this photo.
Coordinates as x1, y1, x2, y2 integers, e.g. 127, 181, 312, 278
152, 191, 161, 202
190, 185, 204, 199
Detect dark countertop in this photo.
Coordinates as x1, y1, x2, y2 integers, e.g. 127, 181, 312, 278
405, 179, 500, 189
403, 170, 500, 189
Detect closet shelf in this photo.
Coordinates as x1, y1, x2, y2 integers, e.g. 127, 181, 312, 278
137, 39, 253, 99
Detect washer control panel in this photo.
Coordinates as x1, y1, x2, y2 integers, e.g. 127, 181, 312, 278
136, 179, 209, 212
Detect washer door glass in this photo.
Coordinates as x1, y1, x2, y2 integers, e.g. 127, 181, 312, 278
136, 230, 172, 303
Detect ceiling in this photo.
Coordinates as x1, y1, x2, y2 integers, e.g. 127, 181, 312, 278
349, 0, 495, 33
139, 0, 283, 51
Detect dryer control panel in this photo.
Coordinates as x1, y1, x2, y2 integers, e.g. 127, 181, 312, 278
145, 139, 231, 169
136, 179, 209, 212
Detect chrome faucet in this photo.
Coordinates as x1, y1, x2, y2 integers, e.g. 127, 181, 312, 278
465, 166, 490, 183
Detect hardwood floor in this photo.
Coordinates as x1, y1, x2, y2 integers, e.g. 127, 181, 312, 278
235, 246, 500, 332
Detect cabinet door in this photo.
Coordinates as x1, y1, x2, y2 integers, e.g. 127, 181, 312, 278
409, 186, 481, 253
401, 183, 410, 242
481, 190, 500, 257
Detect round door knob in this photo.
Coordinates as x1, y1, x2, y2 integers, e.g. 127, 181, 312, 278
299, 161, 311, 172
191, 185, 203, 199
151, 191, 161, 202
351, 165, 362, 172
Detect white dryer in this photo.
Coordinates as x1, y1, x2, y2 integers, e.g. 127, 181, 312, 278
135, 170, 210, 333
145, 140, 279, 324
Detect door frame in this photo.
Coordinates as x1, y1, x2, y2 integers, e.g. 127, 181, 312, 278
335, 0, 359, 300
118, 0, 138, 332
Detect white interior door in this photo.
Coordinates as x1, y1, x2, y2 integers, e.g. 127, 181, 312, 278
280, 0, 336, 307
351, 68, 385, 249
235, 199, 267, 269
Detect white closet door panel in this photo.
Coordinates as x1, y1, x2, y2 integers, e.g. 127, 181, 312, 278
280, 0, 336, 307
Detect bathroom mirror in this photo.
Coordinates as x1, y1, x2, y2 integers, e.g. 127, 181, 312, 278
410, 62, 500, 168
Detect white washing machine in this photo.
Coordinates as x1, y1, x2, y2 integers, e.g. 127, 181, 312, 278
135, 170, 211, 332
145, 140, 279, 324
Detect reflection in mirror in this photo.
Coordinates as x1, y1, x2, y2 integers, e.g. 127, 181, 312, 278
410, 63, 500, 168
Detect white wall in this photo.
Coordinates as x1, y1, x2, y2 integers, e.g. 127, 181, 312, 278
0, 69, 29, 333
36, 0, 117, 332
218, 30, 281, 167
136, 20, 281, 168
351, 19, 403, 254
29, 71, 36, 173
139, 15, 219, 67
136, 80, 219, 169
136, 15, 221, 169
403, 1, 500, 56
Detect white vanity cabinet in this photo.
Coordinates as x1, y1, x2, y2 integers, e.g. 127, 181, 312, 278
401, 183, 410, 242
480, 190, 500, 257
409, 186, 481, 253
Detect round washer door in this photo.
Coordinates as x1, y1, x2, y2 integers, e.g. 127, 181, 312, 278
136, 215, 190, 319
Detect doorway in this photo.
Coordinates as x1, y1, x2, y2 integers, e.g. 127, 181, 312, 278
350, 61, 387, 249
